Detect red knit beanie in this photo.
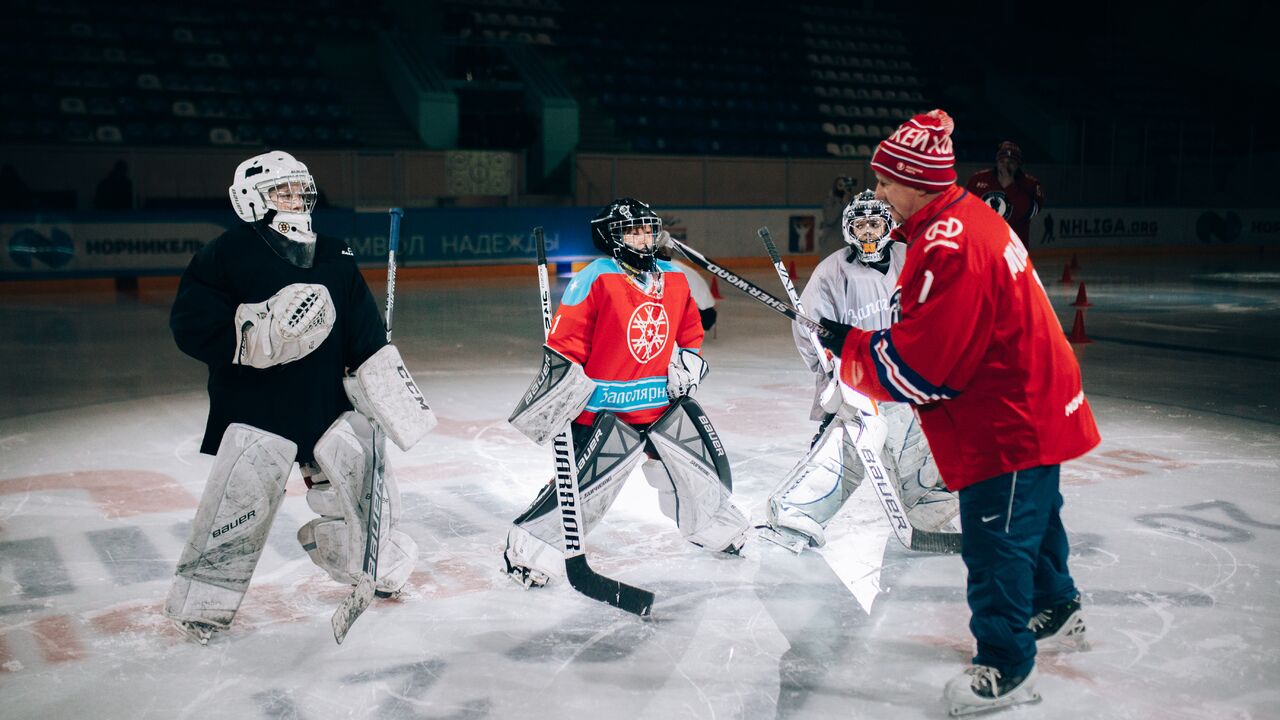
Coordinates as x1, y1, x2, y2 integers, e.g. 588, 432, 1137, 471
870, 109, 956, 192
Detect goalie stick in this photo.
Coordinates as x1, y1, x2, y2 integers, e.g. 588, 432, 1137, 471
332, 207, 401, 644
666, 236, 833, 339
532, 226, 655, 616
674, 231, 959, 553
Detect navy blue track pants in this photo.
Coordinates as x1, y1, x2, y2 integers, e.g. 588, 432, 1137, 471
958, 464, 1078, 676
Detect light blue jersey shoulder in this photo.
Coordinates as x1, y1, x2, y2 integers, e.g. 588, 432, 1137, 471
560, 258, 624, 306
560, 257, 681, 306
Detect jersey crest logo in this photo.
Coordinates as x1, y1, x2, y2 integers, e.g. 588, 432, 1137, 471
627, 302, 669, 363
982, 190, 1012, 220
924, 217, 964, 240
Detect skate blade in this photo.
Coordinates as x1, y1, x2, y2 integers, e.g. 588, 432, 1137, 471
1038, 617, 1090, 652
173, 620, 214, 646
754, 525, 810, 554
1042, 633, 1091, 652
948, 691, 1042, 716
502, 566, 549, 590
331, 574, 375, 644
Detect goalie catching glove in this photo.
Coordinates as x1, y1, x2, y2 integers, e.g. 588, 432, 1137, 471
233, 283, 335, 369
667, 348, 708, 399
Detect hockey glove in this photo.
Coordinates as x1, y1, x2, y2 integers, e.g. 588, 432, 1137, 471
233, 283, 335, 369
817, 318, 852, 355
667, 348, 708, 399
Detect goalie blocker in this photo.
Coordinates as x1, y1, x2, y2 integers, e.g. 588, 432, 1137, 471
343, 344, 437, 451
508, 345, 595, 445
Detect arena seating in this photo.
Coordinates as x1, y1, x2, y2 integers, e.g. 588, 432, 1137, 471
0, 0, 381, 148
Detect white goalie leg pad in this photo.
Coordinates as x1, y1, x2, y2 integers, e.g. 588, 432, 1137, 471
343, 344, 437, 452
644, 398, 749, 553
765, 418, 864, 548
164, 424, 296, 629
233, 283, 335, 369
881, 403, 957, 532
298, 411, 417, 595
503, 412, 646, 585
508, 345, 595, 446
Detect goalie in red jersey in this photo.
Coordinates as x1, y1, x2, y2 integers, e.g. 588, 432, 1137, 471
504, 198, 750, 588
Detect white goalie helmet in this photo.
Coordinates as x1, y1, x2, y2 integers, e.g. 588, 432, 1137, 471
229, 151, 319, 268
842, 189, 895, 264
228, 151, 317, 223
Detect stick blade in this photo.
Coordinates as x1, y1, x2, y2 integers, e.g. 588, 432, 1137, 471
909, 529, 963, 554
331, 573, 376, 644
565, 555, 655, 617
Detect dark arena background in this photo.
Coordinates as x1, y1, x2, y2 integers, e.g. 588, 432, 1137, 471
1, 2, 1277, 718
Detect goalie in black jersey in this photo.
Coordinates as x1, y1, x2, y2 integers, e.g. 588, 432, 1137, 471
164, 151, 435, 644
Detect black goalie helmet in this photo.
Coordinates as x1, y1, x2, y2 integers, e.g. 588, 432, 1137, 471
842, 189, 895, 264
591, 197, 662, 272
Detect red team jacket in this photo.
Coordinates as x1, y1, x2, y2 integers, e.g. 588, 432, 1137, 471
965, 169, 1044, 246
549, 258, 704, 427
838, 185, 1099, 490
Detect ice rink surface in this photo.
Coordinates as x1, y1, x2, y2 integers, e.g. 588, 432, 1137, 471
2, 250, 1278, 719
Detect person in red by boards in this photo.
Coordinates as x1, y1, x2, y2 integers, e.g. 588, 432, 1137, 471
815, 110, 1100, 716
965, 141, 1044, 247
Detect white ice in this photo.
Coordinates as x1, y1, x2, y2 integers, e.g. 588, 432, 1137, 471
1, 253, 1278, 719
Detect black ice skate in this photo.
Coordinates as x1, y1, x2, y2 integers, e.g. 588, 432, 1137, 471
1030, 594, 1089, 650
944, 665, 1040, 716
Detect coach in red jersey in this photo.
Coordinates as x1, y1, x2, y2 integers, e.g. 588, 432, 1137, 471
817, 110, 1100, 715
965, 141, 1044, 247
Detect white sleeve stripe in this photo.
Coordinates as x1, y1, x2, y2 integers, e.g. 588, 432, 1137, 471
874, 338, 938, 404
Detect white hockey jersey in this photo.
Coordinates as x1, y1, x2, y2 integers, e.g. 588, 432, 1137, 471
792, 242, 906, 419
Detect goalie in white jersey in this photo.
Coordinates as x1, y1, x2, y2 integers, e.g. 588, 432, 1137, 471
762, 190, 957, 550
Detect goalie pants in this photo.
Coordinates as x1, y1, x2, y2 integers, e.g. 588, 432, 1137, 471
959, 464, 1078, 677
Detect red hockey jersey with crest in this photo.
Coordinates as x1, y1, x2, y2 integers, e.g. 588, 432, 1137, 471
965, 168, 1044, 246
549, 258, 704, 427
837, 185, 1099, 490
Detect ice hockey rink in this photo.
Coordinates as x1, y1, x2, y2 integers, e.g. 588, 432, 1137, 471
2, 251, 1277, 719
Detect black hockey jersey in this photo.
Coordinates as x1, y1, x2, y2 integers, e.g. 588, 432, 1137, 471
170, 221, 385, 462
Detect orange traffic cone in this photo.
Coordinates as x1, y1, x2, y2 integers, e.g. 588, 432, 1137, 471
1070, 253, 1081, 271
1071, 282, 1092, 308
1067, 309, 1093, 344
1059, 262, 1074, 284
788, 259, 799, 280
710, 277, 723, 299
